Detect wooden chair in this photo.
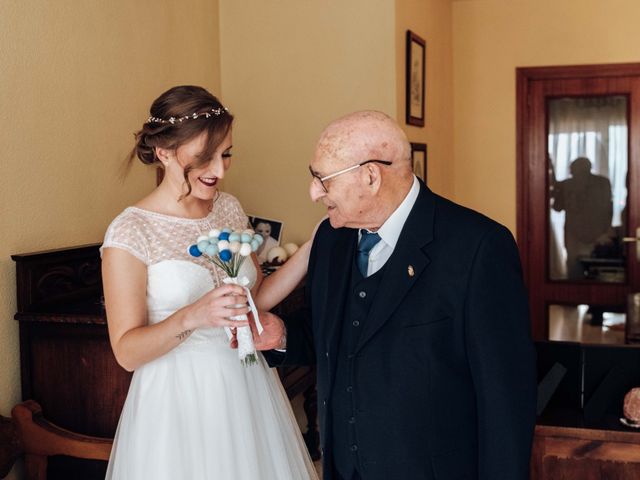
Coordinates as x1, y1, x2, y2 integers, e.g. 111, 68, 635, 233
0, 400, 112, 480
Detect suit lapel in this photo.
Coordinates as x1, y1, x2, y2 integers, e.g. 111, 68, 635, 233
355, 182, 436, 353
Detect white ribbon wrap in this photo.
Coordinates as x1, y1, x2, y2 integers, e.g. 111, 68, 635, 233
222, 276, 263, 366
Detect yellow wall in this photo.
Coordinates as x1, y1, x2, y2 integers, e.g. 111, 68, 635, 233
219, 0, 397, 244
396, 0, 454, 197
16, 0, 636, 474
0, 1, 221, 477
452, 0, 640, 231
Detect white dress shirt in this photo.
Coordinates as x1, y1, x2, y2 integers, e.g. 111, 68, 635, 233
360, 175, 420, 276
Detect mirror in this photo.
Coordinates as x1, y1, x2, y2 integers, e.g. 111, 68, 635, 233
547, 95, 628, 282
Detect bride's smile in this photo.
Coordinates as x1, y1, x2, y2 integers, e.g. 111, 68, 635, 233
198, 176, 218, 187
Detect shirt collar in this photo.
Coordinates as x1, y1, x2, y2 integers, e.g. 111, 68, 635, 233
362, 175, 420, 249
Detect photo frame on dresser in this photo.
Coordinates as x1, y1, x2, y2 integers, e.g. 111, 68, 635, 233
248, 215, 283, 265
406, 30, 426, 127
410, 142, 427, 183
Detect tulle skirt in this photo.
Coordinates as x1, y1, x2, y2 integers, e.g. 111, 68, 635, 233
105, 341, 318, 480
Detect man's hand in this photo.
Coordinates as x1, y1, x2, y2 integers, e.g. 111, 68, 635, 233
229, 311, 286, 351
253, 311, 286, 351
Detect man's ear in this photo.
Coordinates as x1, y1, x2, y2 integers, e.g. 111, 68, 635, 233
366, 163, 382, 191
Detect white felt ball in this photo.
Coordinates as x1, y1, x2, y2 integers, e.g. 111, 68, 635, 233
229, 241, 241, 253
239, 243, 252, 257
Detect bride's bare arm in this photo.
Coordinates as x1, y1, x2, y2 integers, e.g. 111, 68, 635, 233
253, 239, 312, 311
102, 248, 249, 372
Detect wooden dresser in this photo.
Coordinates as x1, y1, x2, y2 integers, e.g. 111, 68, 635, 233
532, 424, 640, 479
12, 244, 318, 479
533, 340, 640, 479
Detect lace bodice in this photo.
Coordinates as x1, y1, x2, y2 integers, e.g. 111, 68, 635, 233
102, 192, 248, 268
101, 192, 257, 336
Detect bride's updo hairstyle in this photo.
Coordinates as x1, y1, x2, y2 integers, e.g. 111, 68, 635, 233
126, 85, 234, 197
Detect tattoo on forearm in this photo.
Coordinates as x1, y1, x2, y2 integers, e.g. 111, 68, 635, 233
175, 329, 193, 340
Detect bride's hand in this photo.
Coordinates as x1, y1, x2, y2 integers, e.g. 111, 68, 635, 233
184, 284, 250, 330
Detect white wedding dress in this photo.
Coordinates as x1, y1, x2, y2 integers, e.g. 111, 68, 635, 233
101, 193, 318, 480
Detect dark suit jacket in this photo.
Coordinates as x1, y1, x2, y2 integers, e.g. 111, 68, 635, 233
271, 182, 536, 480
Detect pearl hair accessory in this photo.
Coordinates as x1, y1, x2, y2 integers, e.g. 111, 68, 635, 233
146, 106, 229, 125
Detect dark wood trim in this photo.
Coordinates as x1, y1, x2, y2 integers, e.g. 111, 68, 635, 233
19, 324, 33, 400
516, 68, 531, 277
518, 63, 640, 81
535, 424, 640, 443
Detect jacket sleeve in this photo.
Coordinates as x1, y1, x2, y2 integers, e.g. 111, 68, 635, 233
262, 224, 325, 368
464, 224, 537, 480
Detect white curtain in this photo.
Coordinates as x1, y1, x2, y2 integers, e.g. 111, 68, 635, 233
547, 96, 628, 279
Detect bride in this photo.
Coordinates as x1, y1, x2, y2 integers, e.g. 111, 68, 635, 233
101, 85, 318, 479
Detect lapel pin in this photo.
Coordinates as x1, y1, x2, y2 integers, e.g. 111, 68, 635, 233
407, 265, 415, 277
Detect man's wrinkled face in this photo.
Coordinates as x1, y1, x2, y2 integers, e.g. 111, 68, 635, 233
309, 151, 370, 229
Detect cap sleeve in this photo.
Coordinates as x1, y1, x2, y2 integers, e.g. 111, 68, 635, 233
100, 210, 149, 265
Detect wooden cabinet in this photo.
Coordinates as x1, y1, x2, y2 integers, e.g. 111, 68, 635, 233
532, 424, 640, 479
533, 340, 640, 478
12, 244, 318, 479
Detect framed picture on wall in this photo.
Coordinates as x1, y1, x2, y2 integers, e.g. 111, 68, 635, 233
406, 30, 426, 127
410, 142, 427, 183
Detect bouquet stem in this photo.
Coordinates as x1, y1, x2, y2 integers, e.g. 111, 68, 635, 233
223, 276, 261, 366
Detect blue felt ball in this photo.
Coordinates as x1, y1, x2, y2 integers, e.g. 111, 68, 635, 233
219, 249, 232, 261
254, 234, 264, 245
188, 245, 202, 257
205, 244, 219, 256
218, 232, 230, 241
240, 233, 252, 243
197, 240, 210, 253
250, 239, 260, 252
228, 232, 241, 243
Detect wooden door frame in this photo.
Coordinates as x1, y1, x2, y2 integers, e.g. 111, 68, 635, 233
516, 63, 640, 339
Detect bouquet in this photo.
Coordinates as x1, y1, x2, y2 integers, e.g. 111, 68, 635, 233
188, 227, 265, 366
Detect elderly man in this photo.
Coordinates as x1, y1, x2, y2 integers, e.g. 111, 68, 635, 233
259, 111, 536, 480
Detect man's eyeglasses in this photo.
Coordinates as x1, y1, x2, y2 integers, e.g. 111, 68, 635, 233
309, 160, 392, 193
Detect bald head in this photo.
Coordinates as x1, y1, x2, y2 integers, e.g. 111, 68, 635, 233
315, 111, 411, 171
309, 111, 415, 230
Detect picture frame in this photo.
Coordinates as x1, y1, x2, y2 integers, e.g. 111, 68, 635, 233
248, 215, 283, 265
410, 142, 427, 183
405, 30, 426, 127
